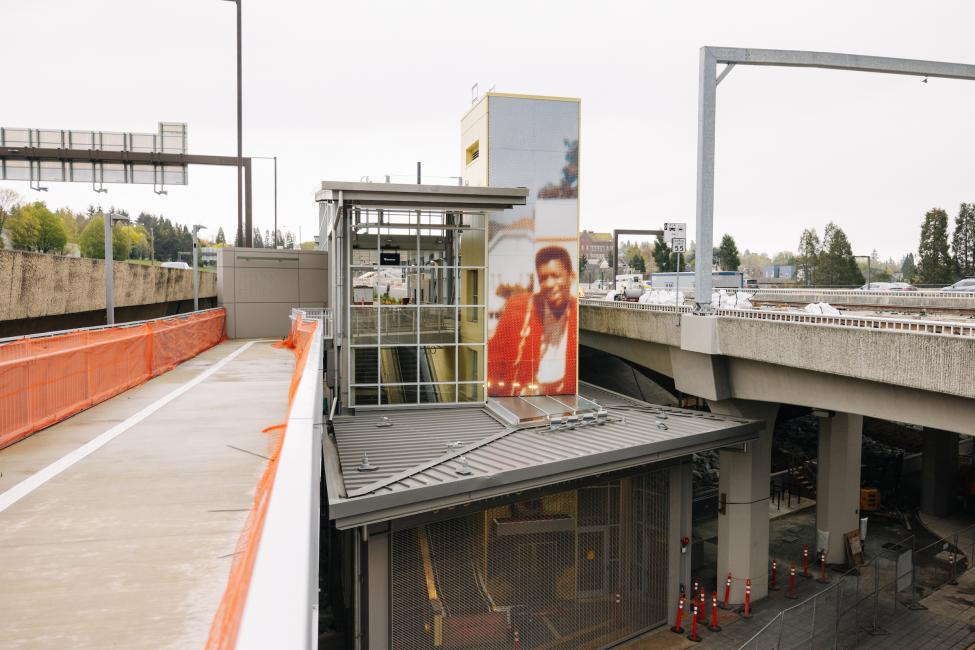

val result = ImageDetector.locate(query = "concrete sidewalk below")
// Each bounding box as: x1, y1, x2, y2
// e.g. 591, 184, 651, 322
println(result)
0, 340, 294, 649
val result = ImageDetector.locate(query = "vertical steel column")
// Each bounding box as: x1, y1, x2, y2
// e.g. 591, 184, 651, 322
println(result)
693, 48, 717, 312
104, 214, 114, 325
244, 158, 253, 246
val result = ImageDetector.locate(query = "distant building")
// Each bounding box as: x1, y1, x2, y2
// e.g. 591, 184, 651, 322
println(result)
580, 230, 613, 262
762, 264, 795, 283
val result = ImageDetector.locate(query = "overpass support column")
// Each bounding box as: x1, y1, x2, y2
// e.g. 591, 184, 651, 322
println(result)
710, 399, 779, 604
921, 429, 959, 517
815, 413, 863, 564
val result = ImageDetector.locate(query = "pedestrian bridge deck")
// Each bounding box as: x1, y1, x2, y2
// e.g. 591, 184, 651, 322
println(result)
0, 339, 293, 649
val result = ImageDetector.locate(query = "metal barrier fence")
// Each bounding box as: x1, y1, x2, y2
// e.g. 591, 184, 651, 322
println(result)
578, 298, 975, 339
291, 306, 334, 339
740, 522, 975, 650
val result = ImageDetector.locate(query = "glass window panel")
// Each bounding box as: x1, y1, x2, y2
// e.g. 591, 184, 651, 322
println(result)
420, 383, 455, 404
380, 306, 417, 344
457, 383, 484, 403
416, 267, 456, 305
351, 348, 378, 385
461, 212, 486, 230
458, 345, 484, 382
350, 306, 378, 344
381, 384, 417, 405
460, 269, 483, 306
380, 347, 417, 384
419, 346, 456, 383
352, 386, 379, 406
458, 309, 484, 343
350, 235, 379, 266
419, 307, 456, 343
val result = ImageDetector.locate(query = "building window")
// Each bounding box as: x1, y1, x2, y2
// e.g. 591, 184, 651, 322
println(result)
465, 140, 480, 165
348, 208, 487, 406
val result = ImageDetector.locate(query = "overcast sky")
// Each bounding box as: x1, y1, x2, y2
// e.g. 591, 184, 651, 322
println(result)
2, 1, 973, 260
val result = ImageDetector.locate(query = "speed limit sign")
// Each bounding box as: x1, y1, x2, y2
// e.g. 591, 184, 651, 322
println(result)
672, 237, 686, 253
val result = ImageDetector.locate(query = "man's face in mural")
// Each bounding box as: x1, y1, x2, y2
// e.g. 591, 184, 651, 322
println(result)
537, 258, 573, 314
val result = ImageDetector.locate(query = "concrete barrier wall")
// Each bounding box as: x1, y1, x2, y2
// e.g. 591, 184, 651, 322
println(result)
714, 318, 975, 400
0, 249, 216, 321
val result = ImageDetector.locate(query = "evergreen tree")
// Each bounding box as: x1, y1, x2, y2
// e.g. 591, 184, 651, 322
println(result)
579, 254, 588, 275
652, 235, 675, 272
285, 231, 296, 249
717, 234, 740, 271
917, 208, 955, 285
626, 247, 645, 273
253, 228, 264, 248
952, 203, 975, 278
797, 228, 821, 286
215, 227, 226, 245
900, 253, 916, 282
817, 222, 864, 286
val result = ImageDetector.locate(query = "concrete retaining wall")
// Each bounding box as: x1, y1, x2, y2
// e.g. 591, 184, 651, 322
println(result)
0, 249, 216, 321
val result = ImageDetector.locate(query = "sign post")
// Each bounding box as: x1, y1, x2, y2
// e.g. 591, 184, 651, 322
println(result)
666, 223, 687, 308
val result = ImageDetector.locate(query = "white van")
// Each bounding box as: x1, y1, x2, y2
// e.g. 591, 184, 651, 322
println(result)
161, 261, 191, 270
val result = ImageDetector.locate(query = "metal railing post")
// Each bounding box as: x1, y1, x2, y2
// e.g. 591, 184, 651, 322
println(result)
834, 580, 842, 649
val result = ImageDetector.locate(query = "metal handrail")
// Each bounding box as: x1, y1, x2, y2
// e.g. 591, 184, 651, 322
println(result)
291, 306, 334, 339
751, 287, 975, 299
579, 298, 975, 338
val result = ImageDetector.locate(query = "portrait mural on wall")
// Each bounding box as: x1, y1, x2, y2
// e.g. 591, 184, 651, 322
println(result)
487, 114, 579, 397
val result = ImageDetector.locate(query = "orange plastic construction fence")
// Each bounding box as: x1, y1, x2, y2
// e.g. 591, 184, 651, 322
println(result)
0, 308, 226, 450
206, 313, 319, 650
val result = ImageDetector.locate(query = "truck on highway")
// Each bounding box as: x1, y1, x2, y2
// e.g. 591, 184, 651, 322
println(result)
650, 271, 744, 292
613, 274, 645, 301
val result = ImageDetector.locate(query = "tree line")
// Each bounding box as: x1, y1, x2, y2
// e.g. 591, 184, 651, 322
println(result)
910, 204, 975, 284
0, 190, 221, 262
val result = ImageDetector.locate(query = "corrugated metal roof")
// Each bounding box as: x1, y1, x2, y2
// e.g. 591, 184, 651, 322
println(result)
332, 407, 508, 492
325, 383, 761, 528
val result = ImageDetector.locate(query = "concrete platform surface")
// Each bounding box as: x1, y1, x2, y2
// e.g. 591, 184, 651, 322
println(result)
0, 340, 294, 649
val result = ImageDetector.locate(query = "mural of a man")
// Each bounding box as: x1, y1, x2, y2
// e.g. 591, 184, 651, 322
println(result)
488, 246, 577, 396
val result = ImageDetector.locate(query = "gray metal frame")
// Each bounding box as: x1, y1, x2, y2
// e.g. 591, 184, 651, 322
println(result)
693, 47, 975, 311
613, 229, 663, 280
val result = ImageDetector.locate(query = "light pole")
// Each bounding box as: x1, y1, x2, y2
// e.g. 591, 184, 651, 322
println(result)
222, 0, 243, 247
104, 212, 130, 325
252, 155, 277, 247
192, 225, 207, 310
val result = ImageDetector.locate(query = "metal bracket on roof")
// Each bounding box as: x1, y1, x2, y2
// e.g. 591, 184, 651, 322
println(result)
357, 453, 378, 472
455, 456, 472, 476
376, 416, 393, 428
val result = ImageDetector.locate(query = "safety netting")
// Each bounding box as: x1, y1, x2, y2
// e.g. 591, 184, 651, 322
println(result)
205, 311, 319, 650
0, 308, 226, 450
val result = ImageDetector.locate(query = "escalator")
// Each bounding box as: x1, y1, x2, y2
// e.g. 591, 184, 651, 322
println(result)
425, 518, 507, 648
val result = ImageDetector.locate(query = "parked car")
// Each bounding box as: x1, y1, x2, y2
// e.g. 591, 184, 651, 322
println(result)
160, 261, 191, 270
942, 278, 975, 292
744, 278, 759, 289
858, 282, 917, 291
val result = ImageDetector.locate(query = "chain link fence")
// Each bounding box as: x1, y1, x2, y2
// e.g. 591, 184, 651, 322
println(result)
740, 521, 975, 649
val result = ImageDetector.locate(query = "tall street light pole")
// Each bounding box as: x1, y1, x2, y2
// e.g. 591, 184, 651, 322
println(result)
104, 212, 131, 325
223, 0, 243, 247
192, 225, 207, 310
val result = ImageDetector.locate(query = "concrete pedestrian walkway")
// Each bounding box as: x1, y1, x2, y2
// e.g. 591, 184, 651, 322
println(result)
0, 340, 293, 649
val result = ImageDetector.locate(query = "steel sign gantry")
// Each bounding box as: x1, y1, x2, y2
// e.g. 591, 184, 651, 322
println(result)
693, 47, 975, 312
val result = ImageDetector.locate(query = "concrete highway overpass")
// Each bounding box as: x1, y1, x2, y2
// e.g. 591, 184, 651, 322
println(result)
580, 298, 975, 603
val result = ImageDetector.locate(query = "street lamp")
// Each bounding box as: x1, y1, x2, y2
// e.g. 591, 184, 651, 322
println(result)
104, 212, 130, 325
252, 155, 277, 247
221, 0, 243, 247
192, 225, 207, 310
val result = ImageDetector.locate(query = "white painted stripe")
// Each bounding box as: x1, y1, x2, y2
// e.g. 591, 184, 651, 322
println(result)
0, 341, 258, 514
